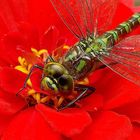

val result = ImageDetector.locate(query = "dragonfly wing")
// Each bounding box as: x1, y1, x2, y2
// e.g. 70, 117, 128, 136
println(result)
94, 0, 118, 35
97, 35, 140, 86
50, 0, 119, 39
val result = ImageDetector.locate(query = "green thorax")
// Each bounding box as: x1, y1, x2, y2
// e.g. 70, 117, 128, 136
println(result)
62, 13, 140, 80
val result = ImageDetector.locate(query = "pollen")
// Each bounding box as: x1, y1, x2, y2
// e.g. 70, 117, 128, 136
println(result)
31, 48, 48, 57
33, 93, 41, 104
76, 78, 89, 85
40, 96, 50, 103
15, 57, 30, 74
15, 56, 32, 87
63, 45, 70, 50
28, 89, 36, 95
57, 96, 64, 107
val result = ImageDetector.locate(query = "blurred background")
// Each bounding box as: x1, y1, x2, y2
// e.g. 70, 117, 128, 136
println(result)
135, 0, 140, 6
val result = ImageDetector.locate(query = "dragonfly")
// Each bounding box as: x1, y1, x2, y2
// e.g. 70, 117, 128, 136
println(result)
18, 0, 140, 110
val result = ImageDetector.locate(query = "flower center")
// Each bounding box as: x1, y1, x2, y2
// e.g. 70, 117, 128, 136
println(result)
15, 47, 89, 109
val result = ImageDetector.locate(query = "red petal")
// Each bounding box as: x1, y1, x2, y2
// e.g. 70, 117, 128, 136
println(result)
133, 6, 140, 13
113, 99, 140, 123
0, 67, 27, 94
110, 2, 136, 32
40, 26, 60, 53
0, 93, 25, 136
79, 94, 103, 112
89, 68, 140, 109
3, 32, 26, 65
0, 115, 12, 137
2, 108, 61, 140
30, 69, 42, 91
0, 41, 14, 66
121, 0, 140, 13
0, 0, 18, 32
121, 0, 133, 6
3, 22, 40, 53
128, 124, 140, 140
5, 0, 28, 22
104, 88, 140, 110
0, 90, 25, 136
17, 22, 40, 50
27, 0, 72, 38
73, 111, 132, 140
0, 91, 25, 116
40, 26, 67, 52
36, 104, 92, 137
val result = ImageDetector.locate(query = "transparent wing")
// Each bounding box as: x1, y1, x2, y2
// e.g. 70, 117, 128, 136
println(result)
94, 0, 118, 35
50, 0, 118, 39
97, 35, 140, 86
0, 0, 28, 32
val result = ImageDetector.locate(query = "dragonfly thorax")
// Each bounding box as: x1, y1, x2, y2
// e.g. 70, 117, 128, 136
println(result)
61, 40, 98, 80
61, 34, 114, 80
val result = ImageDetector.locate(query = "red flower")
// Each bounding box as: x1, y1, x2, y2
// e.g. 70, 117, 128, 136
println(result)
0, 0, 140, 140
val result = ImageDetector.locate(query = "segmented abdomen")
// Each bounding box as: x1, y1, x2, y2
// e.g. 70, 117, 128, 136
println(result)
102, 13, 140, 46
115, 13, 140, 37
91, 13, 140, 53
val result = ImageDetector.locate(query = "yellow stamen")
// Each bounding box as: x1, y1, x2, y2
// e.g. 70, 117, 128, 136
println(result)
15, 66, 29, 74
77, 78, 89, 85
28, 89, 36, 95
27, 64, 32, 71
32, 93, 41, 103
15, 56, 30, 74
18, 57, 28, 67
57, 96, 64, 107
40, 96, 50, 103
31, 48, 48, 57
38, 49, 48, 56
27, 79, 32, 87
15, 65, 32, 87
31, 48, 39, 56
36, 93, 41, 103
63, 45, 70, 50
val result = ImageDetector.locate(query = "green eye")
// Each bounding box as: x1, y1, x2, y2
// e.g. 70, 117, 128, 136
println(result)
41, 77, 59, 92
58, 74, 73, 92
44, 63, 66, 78
59, 75, 69, 86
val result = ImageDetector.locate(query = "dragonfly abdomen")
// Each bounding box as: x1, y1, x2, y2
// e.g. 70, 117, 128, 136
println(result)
90, 13, 140, 54
103, 13, 140, 45
115, 13, 140, 37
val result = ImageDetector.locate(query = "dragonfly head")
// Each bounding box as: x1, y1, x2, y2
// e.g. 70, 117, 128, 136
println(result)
41, 62, 74, 93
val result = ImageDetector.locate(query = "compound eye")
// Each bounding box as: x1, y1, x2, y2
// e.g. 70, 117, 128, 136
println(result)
44, 63, 65, 78
58, 74, 73, 92
41, 77, 58, 92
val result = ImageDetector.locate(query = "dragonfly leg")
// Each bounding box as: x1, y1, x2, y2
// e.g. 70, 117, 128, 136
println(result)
75, 84, 95, 99
16, 64, 43, 96
45, 55, 55, 63
58, 85, 95, 111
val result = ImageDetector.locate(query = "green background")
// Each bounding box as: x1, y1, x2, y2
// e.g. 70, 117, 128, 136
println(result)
135, 0, 140, 6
